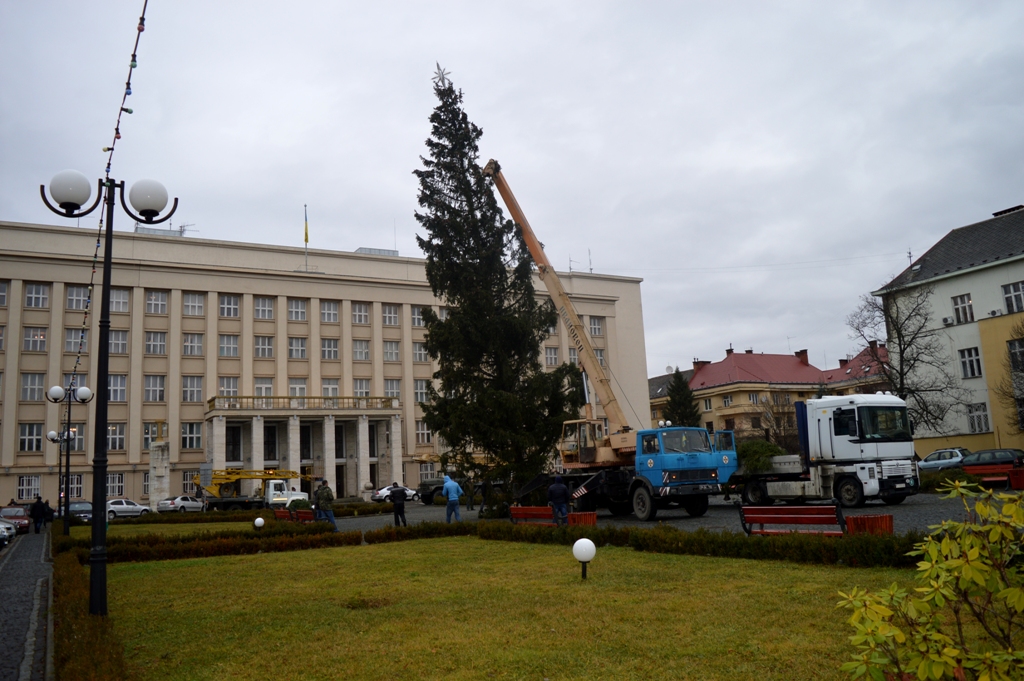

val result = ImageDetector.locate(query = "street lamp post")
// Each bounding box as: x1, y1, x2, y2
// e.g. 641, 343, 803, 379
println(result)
46, 383, 94, 536
41, 170, 177, 616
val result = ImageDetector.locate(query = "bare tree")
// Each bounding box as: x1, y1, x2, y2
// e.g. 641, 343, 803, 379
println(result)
992, 317, 1024, 434
741, 393, 800, 453
846, 284, 969, 434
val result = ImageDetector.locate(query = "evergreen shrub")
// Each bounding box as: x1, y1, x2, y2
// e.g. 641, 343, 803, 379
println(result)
364, 520, 478, 544
333, 502, 392, 517
736, 439, 786, 474
113, 509, 267, 525
918, 467, 983, 492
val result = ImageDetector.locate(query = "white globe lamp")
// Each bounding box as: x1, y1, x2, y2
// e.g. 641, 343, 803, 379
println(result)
49, 170, 92, 212
573, 538, 597, 579
128, 179, 169, 219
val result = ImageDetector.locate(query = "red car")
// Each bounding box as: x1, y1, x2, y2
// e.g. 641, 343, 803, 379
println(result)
0, 506, 31, 534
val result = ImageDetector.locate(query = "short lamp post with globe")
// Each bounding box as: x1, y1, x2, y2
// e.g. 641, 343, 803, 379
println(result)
46, 383, 94, 536
41, 170, 177, 616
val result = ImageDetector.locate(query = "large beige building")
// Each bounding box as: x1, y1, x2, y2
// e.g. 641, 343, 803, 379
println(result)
0, 220, 649, 504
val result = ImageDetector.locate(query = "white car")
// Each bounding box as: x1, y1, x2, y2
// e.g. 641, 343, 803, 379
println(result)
918, 448, 968, 471
157, 496, 205, 513
0, 518, 16, 547
106, 498, 151, 520
370, 485, 419, 503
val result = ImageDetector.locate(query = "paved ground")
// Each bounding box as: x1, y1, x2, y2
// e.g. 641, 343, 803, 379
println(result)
0, 526, 52, 681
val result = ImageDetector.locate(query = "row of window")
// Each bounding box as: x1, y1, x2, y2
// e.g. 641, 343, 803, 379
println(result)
701, 392, 794, 411
14, 470, 207, 500
949, 282, 1024, 324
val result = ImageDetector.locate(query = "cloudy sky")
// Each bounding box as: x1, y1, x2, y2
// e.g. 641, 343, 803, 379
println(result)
2, 2, 1023, 378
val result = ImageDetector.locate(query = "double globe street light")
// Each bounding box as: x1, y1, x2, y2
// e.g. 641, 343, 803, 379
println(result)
46, 384, 94, 536
41, 170, 177, 616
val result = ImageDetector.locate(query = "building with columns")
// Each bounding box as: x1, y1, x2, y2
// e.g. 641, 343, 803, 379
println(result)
0, 220, 649, 504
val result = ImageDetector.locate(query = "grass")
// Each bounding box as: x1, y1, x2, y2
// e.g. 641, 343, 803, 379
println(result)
70, 522, 250, 539
109, 536, 913, 681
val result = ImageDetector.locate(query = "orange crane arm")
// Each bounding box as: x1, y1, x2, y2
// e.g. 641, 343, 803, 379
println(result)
482, 159, 630, 434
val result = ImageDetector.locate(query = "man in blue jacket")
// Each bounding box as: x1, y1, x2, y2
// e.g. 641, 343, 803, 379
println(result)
442, 475, 464, 523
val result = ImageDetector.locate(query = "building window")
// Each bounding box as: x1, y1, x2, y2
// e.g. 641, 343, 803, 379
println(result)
415, 379, 429, 404
254, 378, 273, 405
1009, 338, 1024, 372
18, 475, 40, 500
142, 423, 159, 450
951, 294, 974, 324
65, 328, 88, 353
219, 334, 239, 357
382, 304, 399, 326
419, 463, 436, 481
548, 323, 558, 336
219, 376, 239, 396
68, 424, 86, 451
1004, 282, 1024, 314
144, 375, 166, 402
352, 302, 369, 325
182, 333, 203, 356
183, 292, 205, 316
288, 378, 307, 396
959, 347, 982, 379
748, 393, 758, 404
62, 373, 87, 390
108, 374, 127, 402
61, 474, 83, 499
411, 306, 425, 327
23, 327, 47, 352
415, 420, 432, 444
219, 294, 239, 317
384, 379, 401, 398
413, 342, 429, 362
353, 340, 370, 361
288, 337, 307, 359
725, 418, 735, 430
109, 329, 128, 354
321, 300, 338, 323
145, 290, 168, 314
110, 288, 129, 312
594, 349, 605, 367
0, 325, 4, 351
19, 424, 43, 451
545, 347, 559, 366
723, 395, 733, 407
254, 297, 274, 319
182, 376, 203, 402
288, 298, 307, 321
107, 423, 126, 451
106, 473, 125, 497
181, 423, 203, 450
145, 331, 167, 355
182, 471, 199, 495
703, 398, 712, 411
353, 379, 370, 397
589, 316, 604, 337
21, 373, 45, 401
322, 338, 339, 359
750, 416, 762, 429
66, 285, 90, 310
0, 281, 6, 306
322, 379, 339, 397
254, 336, 274, 358
569, 347, 578, 365
383, 341, 399, 362
24, 283, 49, 308
967, 404, 990, 433
438, 307, 449, 321
143, 473, 150, 497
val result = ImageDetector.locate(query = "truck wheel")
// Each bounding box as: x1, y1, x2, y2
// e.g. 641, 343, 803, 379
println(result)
742, 481, 772, 506
836, 477, 866, 508
682, 494, 709, 518
881, 495, 906, 506
632, 486, 658, 521
607, 500, 633, 516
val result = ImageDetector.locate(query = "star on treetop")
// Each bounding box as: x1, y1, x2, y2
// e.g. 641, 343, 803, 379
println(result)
432, 62, 450, 88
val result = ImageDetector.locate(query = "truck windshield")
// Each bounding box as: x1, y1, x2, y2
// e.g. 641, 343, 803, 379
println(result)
856, 406, 912, 442
661, 430, 711, 453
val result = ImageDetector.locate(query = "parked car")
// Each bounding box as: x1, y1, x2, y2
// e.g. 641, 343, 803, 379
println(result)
58, 501, 93, 523
918, 448, 970, 471
0, 506, 30, 534
370, 485, 419, 503
961, 449, 1024, 472
106, 498, 151, 520
157, 496, 204, 513
0, 518, 16, 546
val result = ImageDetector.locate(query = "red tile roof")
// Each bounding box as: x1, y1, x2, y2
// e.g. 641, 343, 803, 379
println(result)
689, 350, 825, 390
821, 345, 888, 384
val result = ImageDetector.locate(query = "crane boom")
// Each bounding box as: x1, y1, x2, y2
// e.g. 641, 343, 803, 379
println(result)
482, 159, 631, 436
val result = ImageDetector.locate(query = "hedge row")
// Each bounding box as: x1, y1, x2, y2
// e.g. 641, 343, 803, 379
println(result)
111, 501, 393, 525
52, 552, 130, 681
364, 520, 478, 544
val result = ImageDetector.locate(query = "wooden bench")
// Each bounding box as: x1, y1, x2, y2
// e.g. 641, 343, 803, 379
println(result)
293, 509, 316, 524
737, 503, 846, 537
273, 508, 293, 521
510, 506, 557, 526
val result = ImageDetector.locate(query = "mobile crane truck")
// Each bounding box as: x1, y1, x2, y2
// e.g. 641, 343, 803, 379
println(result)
483, 160, 737, 520
193, 465, 310, 511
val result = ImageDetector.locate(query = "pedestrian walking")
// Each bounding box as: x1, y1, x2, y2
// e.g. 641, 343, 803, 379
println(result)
547, 476, 570, 527
43, 499, 53, 525
442, 475, 464, 523
315, 480, 339, 532
389, 482, 408, 527
29, 496, 46, 534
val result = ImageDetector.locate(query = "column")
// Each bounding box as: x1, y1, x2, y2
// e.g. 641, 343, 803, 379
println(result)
130, 287, 146, 462
166, 289, 182, 469
210, 416, 226, 468
310, 297, 321, 398
250, 416, 264, 496
341, 300, 353, 396
390, 415, 402, 486
287, 415, 301, 492
323, 416, 336, 492
1, 281, 23, 467
357, 414, 370, 500
371, 302, 383, 395
45, 282, 65, 470
241, 293, 254, 392
276, 295, 288, 403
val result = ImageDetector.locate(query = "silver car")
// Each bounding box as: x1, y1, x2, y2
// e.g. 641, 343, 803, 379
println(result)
370, 485, 420, 503
0, 518, 16, 547
918, 448, 968, 471
157, 496, 204, 513
106, 498, 151, 520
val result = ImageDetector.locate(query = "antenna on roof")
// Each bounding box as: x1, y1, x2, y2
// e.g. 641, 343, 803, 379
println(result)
907, 248, 912, 266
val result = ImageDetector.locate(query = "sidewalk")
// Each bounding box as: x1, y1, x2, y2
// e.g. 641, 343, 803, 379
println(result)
0, 527, 53, 681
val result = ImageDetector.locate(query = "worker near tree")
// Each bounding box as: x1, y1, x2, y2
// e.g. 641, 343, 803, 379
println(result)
315, 480, 338, 532
442, 475, 464, 523
389, 482, 408, 527
547, 476, 570, 527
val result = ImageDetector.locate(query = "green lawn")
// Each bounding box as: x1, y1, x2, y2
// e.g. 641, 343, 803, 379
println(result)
70, 522, 249, 539
109, 537, 911, 681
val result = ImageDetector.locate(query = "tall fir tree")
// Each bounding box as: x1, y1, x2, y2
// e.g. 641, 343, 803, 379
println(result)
663, 369, 701, 427
413, 72, 584, 487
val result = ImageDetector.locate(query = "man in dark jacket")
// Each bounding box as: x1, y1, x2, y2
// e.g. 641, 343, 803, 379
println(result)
389, 482, 408, 527
29, 496, 47, 534
547, 476, 570, 526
